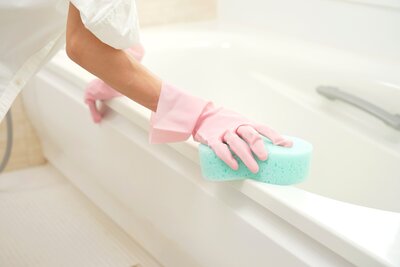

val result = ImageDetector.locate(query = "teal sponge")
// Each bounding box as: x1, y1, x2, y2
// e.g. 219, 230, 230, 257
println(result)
198, 136, 312, 185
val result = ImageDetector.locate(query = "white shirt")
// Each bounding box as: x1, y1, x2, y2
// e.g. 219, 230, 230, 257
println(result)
0, 0, 140, 122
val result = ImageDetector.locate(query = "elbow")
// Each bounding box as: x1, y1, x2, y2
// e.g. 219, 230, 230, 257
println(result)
66, 32, 83, 64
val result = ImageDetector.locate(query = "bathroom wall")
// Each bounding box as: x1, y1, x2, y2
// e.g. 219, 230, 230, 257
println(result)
218, 0, 400, 60
137, 0, 216, 26
0, 0, 217, 173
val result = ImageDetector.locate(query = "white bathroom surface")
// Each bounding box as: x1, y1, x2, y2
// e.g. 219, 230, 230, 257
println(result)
0, 164, 158, 267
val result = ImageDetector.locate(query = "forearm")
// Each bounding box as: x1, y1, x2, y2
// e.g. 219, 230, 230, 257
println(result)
66, 3, 161, 112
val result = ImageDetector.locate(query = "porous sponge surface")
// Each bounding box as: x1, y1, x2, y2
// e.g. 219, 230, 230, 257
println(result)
199, 136, 312, 185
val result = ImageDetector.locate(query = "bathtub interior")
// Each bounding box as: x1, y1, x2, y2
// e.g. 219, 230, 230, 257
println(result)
139, 30, 400, 213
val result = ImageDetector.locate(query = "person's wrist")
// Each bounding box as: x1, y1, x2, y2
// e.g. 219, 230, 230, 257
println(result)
191, 101, 215, 141
148, 81, 210, 144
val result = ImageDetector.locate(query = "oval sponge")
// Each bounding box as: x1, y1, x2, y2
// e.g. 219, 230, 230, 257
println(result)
198, 136, 312, 185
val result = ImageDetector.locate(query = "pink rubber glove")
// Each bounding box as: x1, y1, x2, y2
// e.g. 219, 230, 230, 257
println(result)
84, 44, 145, 123
149, 82, 293, 173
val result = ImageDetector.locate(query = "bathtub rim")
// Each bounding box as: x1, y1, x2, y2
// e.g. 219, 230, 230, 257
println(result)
42, 25, 400, 267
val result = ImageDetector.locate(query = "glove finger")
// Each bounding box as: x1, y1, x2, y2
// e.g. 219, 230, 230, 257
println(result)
85, 99, 102, 123
223, 131, 259, 173
236, 125, 268, 161
253, 123, 293, 147
210, 142, 239, 171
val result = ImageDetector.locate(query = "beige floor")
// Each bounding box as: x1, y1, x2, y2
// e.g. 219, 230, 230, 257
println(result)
0, 164, 160, 267
0, 95, 46, 173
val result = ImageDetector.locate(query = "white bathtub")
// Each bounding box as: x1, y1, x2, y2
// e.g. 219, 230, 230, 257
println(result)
22, 22, 400, 267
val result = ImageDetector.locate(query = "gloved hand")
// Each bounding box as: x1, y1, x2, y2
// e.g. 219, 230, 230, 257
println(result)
149, 82, 292, 173
84, 44, 145, 123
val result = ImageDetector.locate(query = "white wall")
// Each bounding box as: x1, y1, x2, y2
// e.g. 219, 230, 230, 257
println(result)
218, 0, 400, 60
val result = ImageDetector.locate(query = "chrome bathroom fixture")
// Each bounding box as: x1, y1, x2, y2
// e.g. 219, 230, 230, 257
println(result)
317, 86, 400, 130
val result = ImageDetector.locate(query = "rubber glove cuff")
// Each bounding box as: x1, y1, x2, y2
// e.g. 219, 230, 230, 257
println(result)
149, 82, 210, 144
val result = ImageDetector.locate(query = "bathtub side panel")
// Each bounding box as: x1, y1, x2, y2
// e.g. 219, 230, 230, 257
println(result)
19, 62, 354, 267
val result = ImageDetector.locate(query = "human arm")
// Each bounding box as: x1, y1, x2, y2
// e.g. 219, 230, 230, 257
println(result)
66, 3, 161, 112
65, 2, 292, 173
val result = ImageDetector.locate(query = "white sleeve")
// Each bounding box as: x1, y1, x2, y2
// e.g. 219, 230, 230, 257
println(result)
70, 0, 140, 49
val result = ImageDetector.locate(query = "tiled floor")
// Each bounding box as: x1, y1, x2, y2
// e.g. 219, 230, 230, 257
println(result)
0, 95, 46, 172
0, 164, 157, 267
